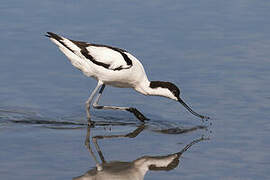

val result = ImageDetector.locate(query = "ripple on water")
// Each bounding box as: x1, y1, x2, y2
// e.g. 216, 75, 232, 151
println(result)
0, 106, 210, 135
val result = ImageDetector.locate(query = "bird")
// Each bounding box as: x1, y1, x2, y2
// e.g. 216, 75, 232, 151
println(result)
46, 32, 209, 125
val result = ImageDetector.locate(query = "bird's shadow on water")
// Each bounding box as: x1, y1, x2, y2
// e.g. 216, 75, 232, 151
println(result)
73, 124, 209, 180
0, 107, 210, 179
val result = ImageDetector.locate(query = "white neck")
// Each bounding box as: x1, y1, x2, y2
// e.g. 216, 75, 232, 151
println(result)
134, 79, 151, 95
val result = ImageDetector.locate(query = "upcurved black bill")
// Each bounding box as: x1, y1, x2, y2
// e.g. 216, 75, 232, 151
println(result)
178, 97, 209, 120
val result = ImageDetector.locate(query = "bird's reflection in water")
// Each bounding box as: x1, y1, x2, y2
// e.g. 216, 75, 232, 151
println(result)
73, 124, 208, 180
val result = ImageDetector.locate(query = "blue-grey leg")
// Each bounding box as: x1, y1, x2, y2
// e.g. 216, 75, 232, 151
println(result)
92, 85, 149, 122
85, 81, 103, 125
85, 126, 102, 170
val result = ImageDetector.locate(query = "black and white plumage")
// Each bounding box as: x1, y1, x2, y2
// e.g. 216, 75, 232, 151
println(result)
46, 32, 209, 125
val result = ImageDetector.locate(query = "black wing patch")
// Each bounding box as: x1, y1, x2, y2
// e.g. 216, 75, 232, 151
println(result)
91, 43, 132, 66
46, 32, 132, 71
71, 40, 133, 70
80, 50, 110, 69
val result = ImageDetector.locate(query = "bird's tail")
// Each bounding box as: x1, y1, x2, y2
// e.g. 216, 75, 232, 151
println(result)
46, 32, 86, 71
46, 32, 72, 50
46, 32, 83, 54
45, 32, 62, 40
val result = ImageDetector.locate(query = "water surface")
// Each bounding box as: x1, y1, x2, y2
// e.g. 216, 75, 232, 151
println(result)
1, 0, 270, 179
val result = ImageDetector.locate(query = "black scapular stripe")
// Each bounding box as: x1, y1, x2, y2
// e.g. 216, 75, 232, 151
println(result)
80, 50, 110, 69
71, 40, 133, 70
46, 32, 132, 71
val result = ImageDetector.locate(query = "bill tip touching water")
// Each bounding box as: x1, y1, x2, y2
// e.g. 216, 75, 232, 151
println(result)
46, 32, 209, 124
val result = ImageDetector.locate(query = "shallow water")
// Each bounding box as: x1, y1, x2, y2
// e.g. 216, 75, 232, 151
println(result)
1, 0, 270, 179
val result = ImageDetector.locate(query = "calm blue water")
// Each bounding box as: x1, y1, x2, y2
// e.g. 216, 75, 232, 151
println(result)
1, 0, 270, 179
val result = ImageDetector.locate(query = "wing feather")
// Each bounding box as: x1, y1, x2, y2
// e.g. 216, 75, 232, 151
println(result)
86, 46, 131, 70
46, 32, 132, 71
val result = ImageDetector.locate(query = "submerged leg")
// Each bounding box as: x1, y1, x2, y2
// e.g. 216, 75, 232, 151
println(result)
85, 126, 103, 171
92, 124, 145, 164
92, 85, 149, 122
85, 81, 103, 125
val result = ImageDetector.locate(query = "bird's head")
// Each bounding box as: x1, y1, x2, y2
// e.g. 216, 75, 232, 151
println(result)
150, 81, 180, 100
149, 81, 209, 120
